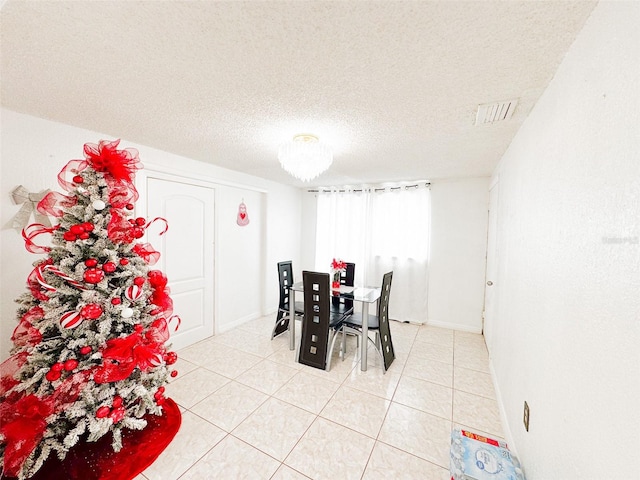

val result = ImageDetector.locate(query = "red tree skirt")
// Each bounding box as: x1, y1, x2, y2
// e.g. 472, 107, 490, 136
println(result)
8, 398, 181, 480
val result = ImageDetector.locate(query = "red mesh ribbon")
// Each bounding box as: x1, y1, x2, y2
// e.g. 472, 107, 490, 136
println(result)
57, 159, 88, 192
107, 182, 137, 209
22, 223, 60, 254
84, 140, 141, 208
145, 318, 170, 344
37, 191, 78, 218
0, 371, 90, 477
106, 209, 135, 244
132, 243, 161, 265
11, 306, 44, 348
3, 398, 181, 480
0, 352, 28, 398
94, 323, 167, 384
50, 371, 91, 407
84, 140, 141, 184
0, 394, 54, 477
53, 140, 141, 213
148, 270, 173, 317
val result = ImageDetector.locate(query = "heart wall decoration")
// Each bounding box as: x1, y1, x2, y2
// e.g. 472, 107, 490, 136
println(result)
236, 200, 249, 227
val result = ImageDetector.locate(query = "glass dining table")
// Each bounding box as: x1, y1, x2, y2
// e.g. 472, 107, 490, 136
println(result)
288, 281, 382, 371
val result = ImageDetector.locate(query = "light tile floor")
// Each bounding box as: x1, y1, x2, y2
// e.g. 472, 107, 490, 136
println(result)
138, 316, 504, 480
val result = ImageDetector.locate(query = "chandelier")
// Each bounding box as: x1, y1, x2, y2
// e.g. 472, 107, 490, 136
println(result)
278, 134, 333, 182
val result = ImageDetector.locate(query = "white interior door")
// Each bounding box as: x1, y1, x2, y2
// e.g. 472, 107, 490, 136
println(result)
483, 180, 499, 353
146, 177, 215, 350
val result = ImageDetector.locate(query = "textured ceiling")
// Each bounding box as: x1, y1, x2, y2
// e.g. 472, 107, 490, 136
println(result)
1, 1, 596, 188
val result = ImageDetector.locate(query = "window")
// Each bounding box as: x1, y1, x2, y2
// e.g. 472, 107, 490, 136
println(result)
314, 183, 430, 323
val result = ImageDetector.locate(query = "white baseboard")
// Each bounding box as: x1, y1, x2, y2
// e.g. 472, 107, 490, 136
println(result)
488, 358, 518, 456
217, 312, 262, 334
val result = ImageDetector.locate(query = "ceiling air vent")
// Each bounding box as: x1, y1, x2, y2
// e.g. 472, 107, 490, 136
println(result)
475, 99, 518, 125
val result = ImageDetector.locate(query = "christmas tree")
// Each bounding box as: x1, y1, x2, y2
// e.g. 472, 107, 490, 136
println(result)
0, 140, 180, 479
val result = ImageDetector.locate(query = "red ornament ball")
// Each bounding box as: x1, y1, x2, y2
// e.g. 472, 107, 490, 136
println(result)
133, 276, 146, 286
170, 370, 178, 378
164, 351, 178, 365
112, 395, 123, 408
111, 297, 122, 305
70, 224, 85, 235
64, 359, 79, 371
102, 262, 117, 273
79, 346, 92, 355
79, 232, 90, 240
63, 231, 77, 242
82, 222, 95, 232
84, 268, 104, 284
73, 175, 84, 184
96, 406, 111, 418
46, 370, 61, 382
125, 203, 134, 210
119, 258, 129, 266
135, 217, 146, 226
80, 303, 103, 320
109, 406, 126, 423
133, 228, 144, 239
85, 258, 98, 267
51, 362, 64, 372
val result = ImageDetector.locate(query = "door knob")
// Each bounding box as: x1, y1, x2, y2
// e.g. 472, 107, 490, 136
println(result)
486, 281, 493, 286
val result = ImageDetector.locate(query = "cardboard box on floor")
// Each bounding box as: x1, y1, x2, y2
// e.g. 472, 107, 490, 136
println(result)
450, 428, 525, 480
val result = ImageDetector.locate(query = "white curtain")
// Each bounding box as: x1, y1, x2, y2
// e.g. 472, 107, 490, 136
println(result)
314, 184, 431, 323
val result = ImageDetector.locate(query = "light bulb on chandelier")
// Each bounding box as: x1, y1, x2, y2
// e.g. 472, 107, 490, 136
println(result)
278, 134, 333, 182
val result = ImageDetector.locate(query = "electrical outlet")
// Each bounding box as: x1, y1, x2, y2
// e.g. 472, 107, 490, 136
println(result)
523, 401, 530, 432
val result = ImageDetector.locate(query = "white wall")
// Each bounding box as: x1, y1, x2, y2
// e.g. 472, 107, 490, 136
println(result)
0, 109, 302, 359
427, 177, 489, 332
299, 192, 318, 276
487, 2, 640, 478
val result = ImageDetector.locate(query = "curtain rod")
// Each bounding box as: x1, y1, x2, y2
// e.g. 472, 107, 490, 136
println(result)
307, 182, 430, 194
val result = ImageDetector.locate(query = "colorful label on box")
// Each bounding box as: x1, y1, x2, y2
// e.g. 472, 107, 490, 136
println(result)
450, 428, 525, 480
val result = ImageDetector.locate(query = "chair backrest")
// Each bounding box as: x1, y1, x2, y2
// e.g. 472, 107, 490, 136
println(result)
332, 262, 355, 310
277, 261, 295, 311
377, 271, 395, 370
339, 262, 355, 286
299, 271, 331, 370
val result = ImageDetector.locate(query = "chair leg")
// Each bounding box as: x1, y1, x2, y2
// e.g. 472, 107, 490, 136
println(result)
326, 330, 339, 371
372, 332, 387, 373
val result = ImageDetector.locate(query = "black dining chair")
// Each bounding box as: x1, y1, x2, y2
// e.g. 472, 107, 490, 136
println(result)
298, 270, 350, 370
338, 271, 395, 372
272, 261, 304, 340
330, 262, 355, 316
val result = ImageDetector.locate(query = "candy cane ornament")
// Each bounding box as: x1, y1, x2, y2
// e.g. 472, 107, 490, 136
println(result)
60, 311, 83, 329
43, 265, 86, 290
125, 284, 144, 301
168, 315, 181, 332
34, 264, 57, 292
